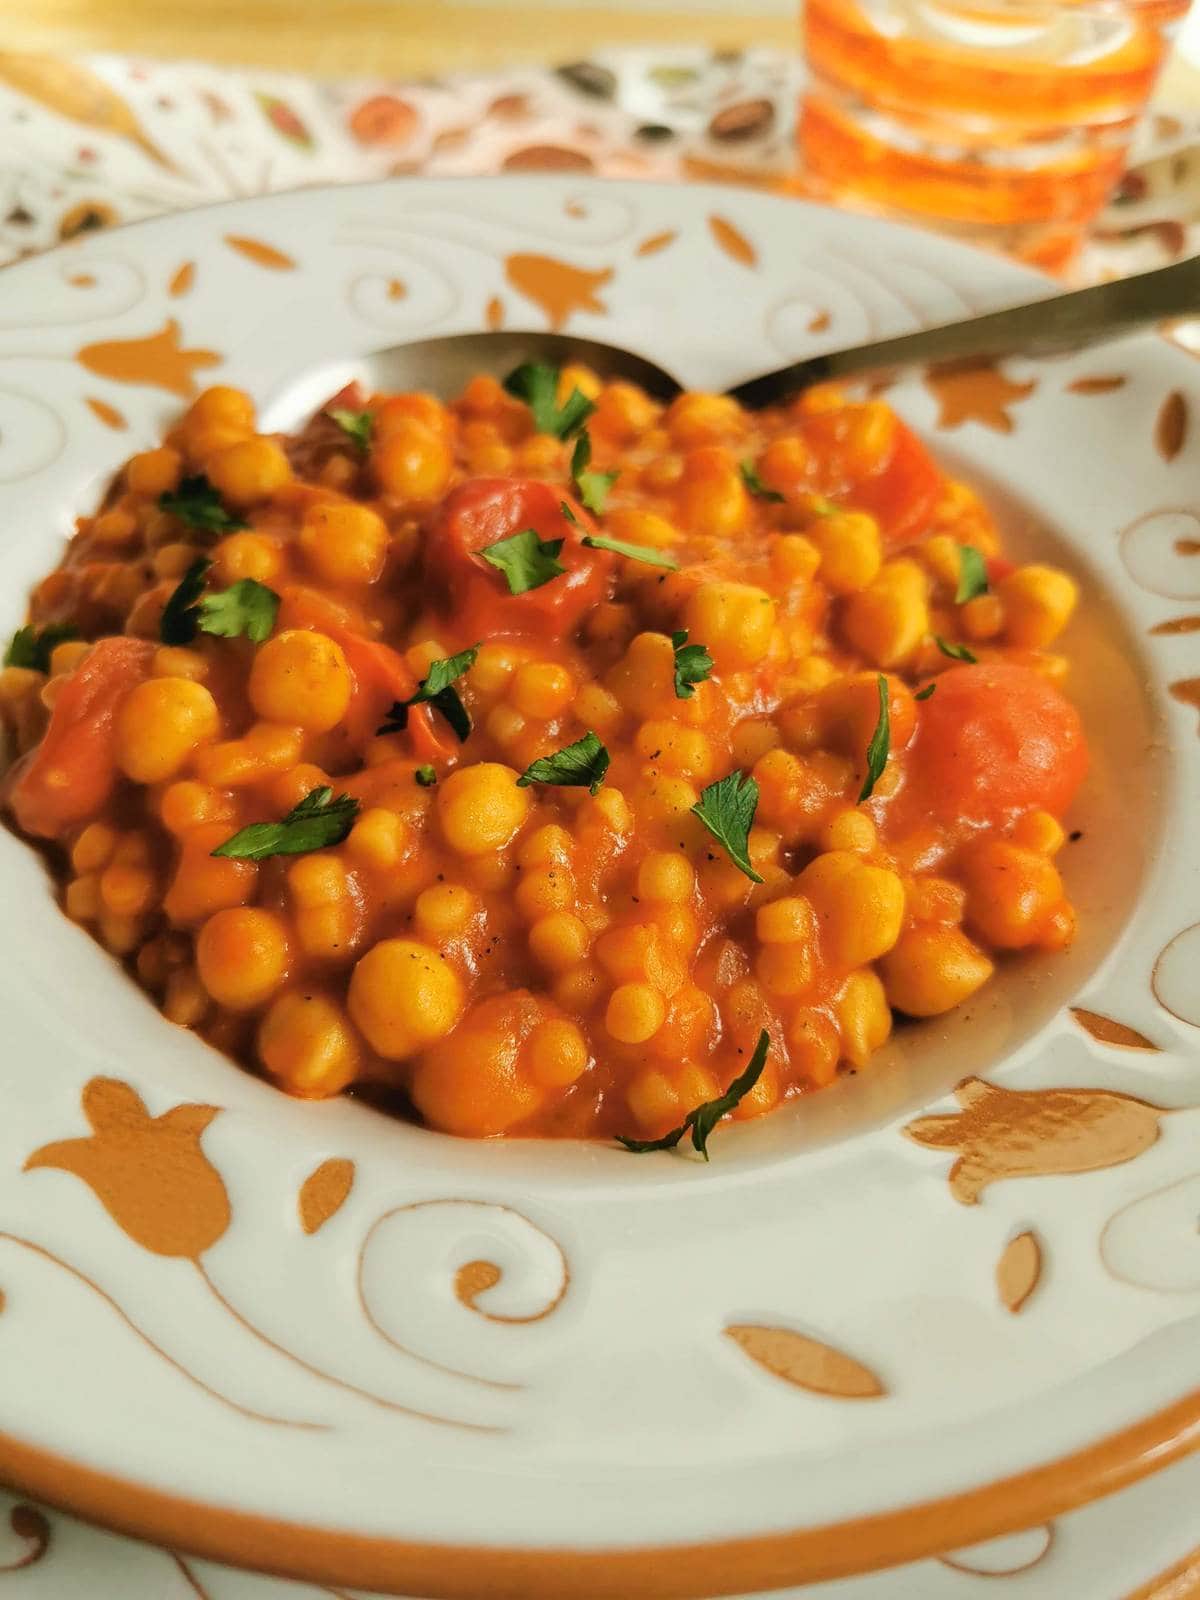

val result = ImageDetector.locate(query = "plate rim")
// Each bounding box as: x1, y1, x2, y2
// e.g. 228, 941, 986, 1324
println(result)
2, 1394, 1198, 1595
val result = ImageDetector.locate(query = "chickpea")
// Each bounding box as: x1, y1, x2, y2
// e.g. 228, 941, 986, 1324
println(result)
116, 677, 220, 783
206, 437, 292, 507
835, 969, 892, 1068
756, 895, 816, 945
960, 839, 1068, 949
248, 629, 352, 732
373, 418, 453, 501
787, 1008, 840, 1088
197, 907, 290, 1011
346, 807, 408, 871
300, 500, 390, 587
159, 780, 229, 835
163, 822, 257, 926
437, 762, 530, 855
348, 938, 464, 1059
187, 386, 256, 432
606, 982, 666, 1044
810, 511, 882, 596
212, 532, 282, 586
676, 446, 749, 537
799, 850, 905, 969
414, 883, 478, 941
605, 508, 681, 550
526, 1018, 589, 1087
770, 534, 821, 587
258, 990, 360, 1097
1000, 565, 1079, 649
126, 446, 183, 499
684, 581, 776, 670
841, 558, 929, 668
637, 851, 695, 904
529, 911, 590, 973
410, 994, 545, 1136
665, 392, 743, 446
880, 924, 994, 1017
510, 661, 574, 721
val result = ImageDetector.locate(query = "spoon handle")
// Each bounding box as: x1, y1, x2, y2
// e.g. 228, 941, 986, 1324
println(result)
726, 255, 1200, 410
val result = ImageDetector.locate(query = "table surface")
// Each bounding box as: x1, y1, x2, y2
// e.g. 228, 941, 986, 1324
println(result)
4, 0, 797, 76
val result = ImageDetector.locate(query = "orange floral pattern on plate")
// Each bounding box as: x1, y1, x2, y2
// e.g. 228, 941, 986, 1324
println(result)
25, 1078, 229, 1259
76, 318, 221, 398
902, 1077, 1170, 1204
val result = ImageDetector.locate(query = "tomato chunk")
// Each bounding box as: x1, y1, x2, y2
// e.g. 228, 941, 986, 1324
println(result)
912, 662, 1087, 823
847, 421, 942, 545
5, 637, 155, 839
423, 478, 613, 639
277, 588, 454, 761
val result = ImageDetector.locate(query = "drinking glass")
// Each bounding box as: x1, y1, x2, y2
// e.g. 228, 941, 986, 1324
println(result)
799, 0, 1193, 269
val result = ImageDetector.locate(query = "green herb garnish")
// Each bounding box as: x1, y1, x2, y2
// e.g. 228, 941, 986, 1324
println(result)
160, 561, 279, 647
479, 527, 567, 595
516, 731, 609, 796
4, 623, 78, 674
581, 534, 679, 570
570, 431, 619, 514
211, 786, 359, 861
197, 578, 279, 644
858, 673, 890, 803
739, 461, 784, 503
503, 362, 594, 440
955, 545, 989, 604
671, 629, 714, 700
691, 770, 763, 883
159, 557, 213, 645
377, 643, 479, 744
616, 1029, 770, 1159
328, 407, 374, 454
415, 765, 437, 787
158, 474, 248, 535
934, 634, 976, 664
914, 683, 936, 701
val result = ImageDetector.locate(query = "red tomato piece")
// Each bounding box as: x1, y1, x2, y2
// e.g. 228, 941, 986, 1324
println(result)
986, 554, 1016, 586
5, 637, 155, 839
912, 662, 1088, 823
423, 478, 613, 639
274, 587, 454, 761
847, 421, 942, 545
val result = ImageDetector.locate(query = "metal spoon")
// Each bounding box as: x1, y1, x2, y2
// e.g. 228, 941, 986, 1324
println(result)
270, 254, 1200, 423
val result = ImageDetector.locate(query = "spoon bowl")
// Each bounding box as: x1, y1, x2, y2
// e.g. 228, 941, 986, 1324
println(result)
261, 253, 1200, 431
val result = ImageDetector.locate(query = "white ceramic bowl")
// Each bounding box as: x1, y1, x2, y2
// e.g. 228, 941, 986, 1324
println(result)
0, 178, 1196, 1597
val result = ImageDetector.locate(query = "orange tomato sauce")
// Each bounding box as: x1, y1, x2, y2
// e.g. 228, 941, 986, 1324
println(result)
0, 370, 1088, 1144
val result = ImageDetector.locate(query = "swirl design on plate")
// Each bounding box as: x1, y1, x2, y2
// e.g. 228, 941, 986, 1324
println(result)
1118, 508, 1200, 599
0, 255, 146, 333
1101, 1171, 1200, 1294
1153, 923, 1200, 1026
342, 243, 462, 335
0, 1502, 51, 1572
939, 1522, 1055, 1577
339, 190, 639, 249
358, 1199, 569, 1389
0, 387, 68, 483
20, 1079, 509, 1432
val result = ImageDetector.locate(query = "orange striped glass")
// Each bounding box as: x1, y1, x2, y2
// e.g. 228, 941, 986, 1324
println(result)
800, 0, 1192, 270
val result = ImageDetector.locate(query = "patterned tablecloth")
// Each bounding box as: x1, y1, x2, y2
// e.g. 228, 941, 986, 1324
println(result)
1, 40, 1199, 1600
3, 44, 1200, 297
